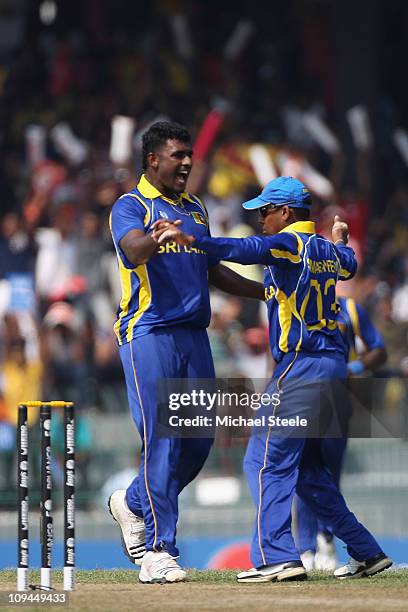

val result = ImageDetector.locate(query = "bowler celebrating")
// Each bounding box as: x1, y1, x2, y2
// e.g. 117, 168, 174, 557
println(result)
109, 122, 262, 583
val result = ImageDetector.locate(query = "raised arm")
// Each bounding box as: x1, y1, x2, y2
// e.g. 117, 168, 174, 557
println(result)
331, 214, 357, 280
334, 243, 357, 280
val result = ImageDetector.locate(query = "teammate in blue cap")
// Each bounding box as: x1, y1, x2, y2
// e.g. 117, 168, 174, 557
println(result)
154, 176, 392, 582
242, 175, 312, 210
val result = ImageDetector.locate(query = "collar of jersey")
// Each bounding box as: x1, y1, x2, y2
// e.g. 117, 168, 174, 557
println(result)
137, 174, 188, 205
279, 221, 315, 234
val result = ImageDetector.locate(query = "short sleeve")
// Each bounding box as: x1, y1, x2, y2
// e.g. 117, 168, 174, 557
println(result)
110, 196, 148, 269
110, 196, 147, 244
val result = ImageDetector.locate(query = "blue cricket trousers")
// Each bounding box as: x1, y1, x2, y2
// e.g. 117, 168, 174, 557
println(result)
244, 351, 383, 568
119, 326, 215, 557
296, 437, 348, 553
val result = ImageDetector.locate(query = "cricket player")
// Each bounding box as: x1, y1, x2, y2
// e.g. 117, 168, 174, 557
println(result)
154, 176, 392, 582
108, 121, 263, 583
297, 296, 387, 570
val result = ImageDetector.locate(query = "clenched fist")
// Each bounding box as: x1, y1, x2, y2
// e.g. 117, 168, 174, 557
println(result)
332, 215, 350, 245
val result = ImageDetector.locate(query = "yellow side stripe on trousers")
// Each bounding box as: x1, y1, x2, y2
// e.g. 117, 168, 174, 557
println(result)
256, 350, 299, 563
277, 352, 299, 393
257, 426, 272, 566
130, 341, 159, 551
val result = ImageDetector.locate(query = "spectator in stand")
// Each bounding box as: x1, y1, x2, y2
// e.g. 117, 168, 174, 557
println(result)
392, 257, 408, 323
0, 213, 37, 316
73, 209, 115, 332
236, 327, 270, 379
42, 301, 87, 406
373, 293, 408, 376
207, 293, 243, 378
35, 205, 77, 302
0, 317, 43, 494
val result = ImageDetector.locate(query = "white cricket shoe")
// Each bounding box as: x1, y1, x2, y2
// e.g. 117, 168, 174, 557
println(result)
300, 550, 315, 571
314, 532, 337, 571
108, 490, 146, 565
334, 553, 392, 579
139, 551, 186, 584
237, 561, 307, 583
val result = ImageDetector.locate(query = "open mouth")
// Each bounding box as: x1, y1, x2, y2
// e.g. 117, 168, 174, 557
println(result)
176, 170, 189, 185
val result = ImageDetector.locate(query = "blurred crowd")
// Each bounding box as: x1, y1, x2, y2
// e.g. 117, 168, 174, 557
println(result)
1, 0, 408, 497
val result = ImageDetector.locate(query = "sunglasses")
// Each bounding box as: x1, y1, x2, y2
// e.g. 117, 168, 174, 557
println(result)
258, 204, 281, 218
258, 200, 298, 218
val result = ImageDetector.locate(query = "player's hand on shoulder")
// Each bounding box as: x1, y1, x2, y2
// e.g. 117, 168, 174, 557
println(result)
332, 214, 350, 245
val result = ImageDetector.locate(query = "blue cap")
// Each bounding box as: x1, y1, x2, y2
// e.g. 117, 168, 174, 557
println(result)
242, 176, 311, 210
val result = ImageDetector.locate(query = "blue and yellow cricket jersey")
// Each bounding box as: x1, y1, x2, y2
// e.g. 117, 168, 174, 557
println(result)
337, 296, 385, 361
110, 175, 218, 345
194, 221, 357, 363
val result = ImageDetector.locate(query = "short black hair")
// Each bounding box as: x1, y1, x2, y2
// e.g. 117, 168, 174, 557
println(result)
142, 121, 191, 170
292, 206, 310, 221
